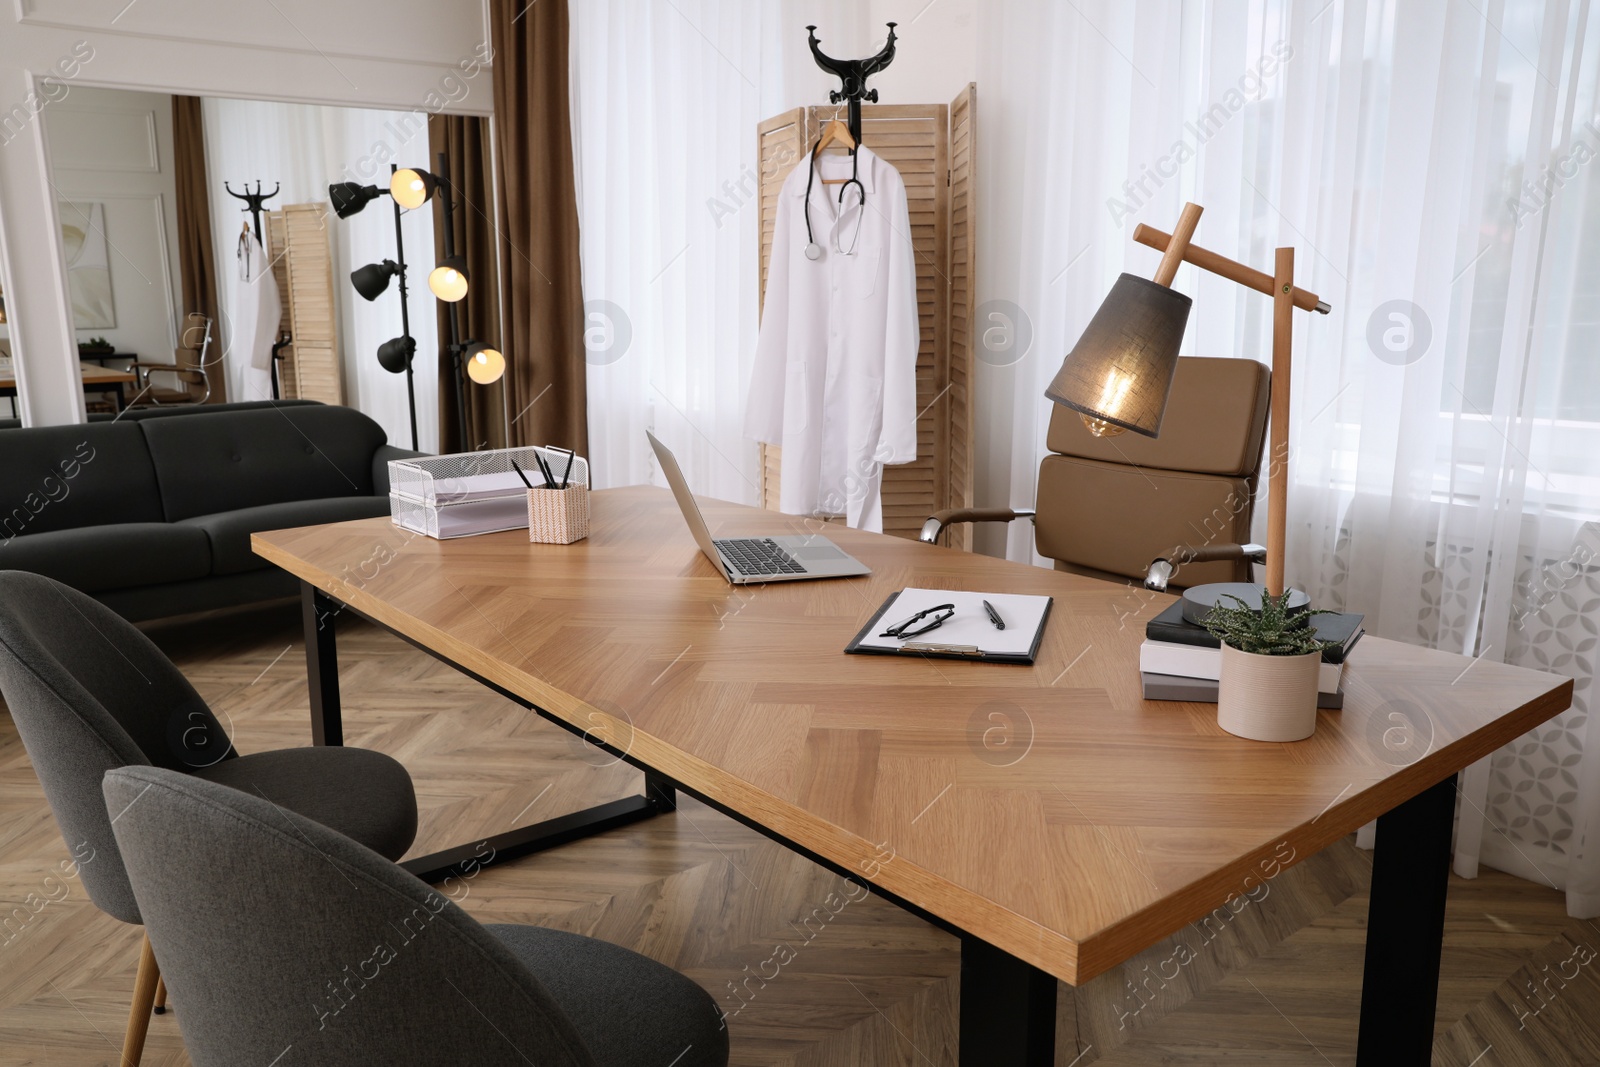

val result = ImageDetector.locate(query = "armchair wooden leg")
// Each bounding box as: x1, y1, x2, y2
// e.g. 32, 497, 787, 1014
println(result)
121, 935, 159, 1067
153, 976, 167, 1015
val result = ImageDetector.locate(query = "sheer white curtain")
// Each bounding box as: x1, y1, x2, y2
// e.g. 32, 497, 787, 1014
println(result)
567, 0, 870, 495
202, 98, 440, 452
976, 0, 1600, 915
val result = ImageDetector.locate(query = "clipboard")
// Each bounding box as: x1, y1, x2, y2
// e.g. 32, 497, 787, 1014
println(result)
845, 588, 1053, 665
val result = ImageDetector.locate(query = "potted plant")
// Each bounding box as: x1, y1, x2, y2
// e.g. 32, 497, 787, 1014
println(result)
78, 336, 113, 354
1202, 589, 1336, 742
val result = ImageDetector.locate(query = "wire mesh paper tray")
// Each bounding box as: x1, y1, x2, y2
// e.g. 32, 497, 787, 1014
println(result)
389, 447, 589, 539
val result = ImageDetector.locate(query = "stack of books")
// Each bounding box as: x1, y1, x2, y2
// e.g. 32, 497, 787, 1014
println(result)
1139, 600, 1365, 707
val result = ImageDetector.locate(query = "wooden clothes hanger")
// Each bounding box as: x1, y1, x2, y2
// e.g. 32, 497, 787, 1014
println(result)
815, 109, 856, 185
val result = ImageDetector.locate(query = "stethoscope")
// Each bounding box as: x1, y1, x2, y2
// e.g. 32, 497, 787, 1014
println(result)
803, 139, 866, 261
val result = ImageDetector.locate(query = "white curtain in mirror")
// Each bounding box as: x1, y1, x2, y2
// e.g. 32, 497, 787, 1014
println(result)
567, 0, 872, 495
975, 0, 1600, 914
201, 98, 440, 453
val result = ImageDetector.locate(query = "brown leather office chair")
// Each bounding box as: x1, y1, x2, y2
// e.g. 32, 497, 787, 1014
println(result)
920, 356, 1271, 591
130, 313, 213, 405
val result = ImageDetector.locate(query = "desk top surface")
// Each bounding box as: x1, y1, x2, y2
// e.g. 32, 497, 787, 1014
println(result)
253, 486, 1572, 984
76, 361, 137, 383
0, 360, 136, 387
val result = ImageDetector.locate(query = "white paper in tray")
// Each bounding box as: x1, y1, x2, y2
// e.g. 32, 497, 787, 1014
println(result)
432, 495, 530, 537
429, 471, 538, 504
856, 588, 1051, 657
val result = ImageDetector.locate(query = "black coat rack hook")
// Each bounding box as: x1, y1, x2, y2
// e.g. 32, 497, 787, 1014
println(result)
224, 180, 281, 243
806, 22, 898, 143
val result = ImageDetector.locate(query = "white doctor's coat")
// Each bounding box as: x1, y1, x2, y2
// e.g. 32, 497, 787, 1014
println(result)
232, 230, 281, 374
743, 145, 919, 532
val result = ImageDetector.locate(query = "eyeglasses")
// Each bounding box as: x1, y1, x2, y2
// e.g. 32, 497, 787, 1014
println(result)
880, 604, 956, 640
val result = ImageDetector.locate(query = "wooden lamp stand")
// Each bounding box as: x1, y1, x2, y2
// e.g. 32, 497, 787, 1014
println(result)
1132, 202, 1332, 598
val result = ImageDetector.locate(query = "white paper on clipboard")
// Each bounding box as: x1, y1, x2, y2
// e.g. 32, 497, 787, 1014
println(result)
858, 588, 1051, 657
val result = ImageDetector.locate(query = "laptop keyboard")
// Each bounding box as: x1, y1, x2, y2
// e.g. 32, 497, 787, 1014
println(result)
717, 538, 806, 576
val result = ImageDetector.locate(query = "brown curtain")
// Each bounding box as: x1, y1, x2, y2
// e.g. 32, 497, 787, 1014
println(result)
430, 114, 504, 452
491, 0, 587, 456
171, 96, 225, 402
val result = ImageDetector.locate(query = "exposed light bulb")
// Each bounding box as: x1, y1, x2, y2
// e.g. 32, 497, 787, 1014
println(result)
1080, 368, 1135, 437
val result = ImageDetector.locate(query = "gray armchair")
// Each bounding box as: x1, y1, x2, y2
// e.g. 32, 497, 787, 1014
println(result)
0, 570, 418, 1066
104, 765, 731, 1067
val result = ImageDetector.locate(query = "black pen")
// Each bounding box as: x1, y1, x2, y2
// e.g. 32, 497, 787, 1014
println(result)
558, 449, 575, 490
533, 452, 557, 489
983, 599, 1005, 630
508, 459, 535, 489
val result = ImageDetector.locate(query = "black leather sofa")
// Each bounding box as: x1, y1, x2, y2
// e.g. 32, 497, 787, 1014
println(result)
0, 402, 419, 621
0, 398, 320, 430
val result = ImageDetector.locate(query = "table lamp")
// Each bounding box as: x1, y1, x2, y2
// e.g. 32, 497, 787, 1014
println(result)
1045, 202, 1331, 609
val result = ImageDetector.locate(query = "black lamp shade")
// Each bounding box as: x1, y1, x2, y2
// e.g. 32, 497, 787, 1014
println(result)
428, 255, 469, 302
328, 182, 382, 219
391, 168, 438, 210
351, 260, 399, 301
376, 335, 415, 374
1045, 273, 1191, 438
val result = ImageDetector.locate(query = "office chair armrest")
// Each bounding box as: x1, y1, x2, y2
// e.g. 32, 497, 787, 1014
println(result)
124, 361, 210, 405
1144, 542, 1266, 591
124, 360, 173, 381
919, 508, 1035, 545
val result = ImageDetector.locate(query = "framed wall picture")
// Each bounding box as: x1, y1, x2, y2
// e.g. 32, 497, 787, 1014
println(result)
58, 201, 116, 329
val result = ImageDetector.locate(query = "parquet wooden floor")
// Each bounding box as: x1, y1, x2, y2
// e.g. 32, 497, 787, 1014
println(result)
0, 600, 1594, 1065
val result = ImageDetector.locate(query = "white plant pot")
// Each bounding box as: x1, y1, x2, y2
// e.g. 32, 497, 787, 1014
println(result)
1217, 643, 1320, 742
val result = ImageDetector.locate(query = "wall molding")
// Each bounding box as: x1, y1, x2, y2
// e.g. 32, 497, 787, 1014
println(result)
45, 102, 159, 173
51, 191, 181, 358
15, 11, 493, 77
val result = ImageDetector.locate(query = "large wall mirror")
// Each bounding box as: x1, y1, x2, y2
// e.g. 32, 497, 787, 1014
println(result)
10, 84, 498, 453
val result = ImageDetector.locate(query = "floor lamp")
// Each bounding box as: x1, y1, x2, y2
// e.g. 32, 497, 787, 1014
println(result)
1046, 201, 1332, 604
332, 166, 420, 451
331, 158, 504, 454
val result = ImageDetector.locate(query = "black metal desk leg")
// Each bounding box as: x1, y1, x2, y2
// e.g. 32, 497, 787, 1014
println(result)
1356, 772, 1457, 1065
960, 935, 1056, 1065
301, 583, 343, 747
645, 771, 678, 812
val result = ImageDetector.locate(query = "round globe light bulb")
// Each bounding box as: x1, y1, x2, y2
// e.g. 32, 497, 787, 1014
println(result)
429, 265, 468, 302
466, 347, 505, 385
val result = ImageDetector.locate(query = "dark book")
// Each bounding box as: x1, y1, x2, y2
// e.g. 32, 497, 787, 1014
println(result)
1145, 600, 1365, 664
1141, 672, 1346, 709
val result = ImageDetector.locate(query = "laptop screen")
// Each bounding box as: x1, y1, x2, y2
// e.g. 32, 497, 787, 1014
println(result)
646, 431, 728, 574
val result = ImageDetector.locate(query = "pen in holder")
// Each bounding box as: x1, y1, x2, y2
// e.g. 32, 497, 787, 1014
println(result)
511, 449, 589, 544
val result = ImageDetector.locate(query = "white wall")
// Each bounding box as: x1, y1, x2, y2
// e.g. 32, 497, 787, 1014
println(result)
866, 0, 977, 107
0, 0, 491, 427
773, 1, 978, 111
42, 86, 183, 375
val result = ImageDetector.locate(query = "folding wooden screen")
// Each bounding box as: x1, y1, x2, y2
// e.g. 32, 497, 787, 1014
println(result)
266, 204, 343, 405
757, 84, 977, 546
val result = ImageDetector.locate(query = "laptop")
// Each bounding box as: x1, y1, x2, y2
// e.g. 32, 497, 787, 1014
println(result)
647, 431, 871, 584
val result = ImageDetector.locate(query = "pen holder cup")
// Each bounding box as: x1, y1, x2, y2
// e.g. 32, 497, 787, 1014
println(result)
527, 485, 590, 544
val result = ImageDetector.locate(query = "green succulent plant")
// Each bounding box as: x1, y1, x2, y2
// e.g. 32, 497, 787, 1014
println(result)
1201, 589, 1339, 657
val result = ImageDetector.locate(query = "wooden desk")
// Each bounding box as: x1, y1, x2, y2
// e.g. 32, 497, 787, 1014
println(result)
0, 359, 138, 412
253, 487, 1572, 1065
